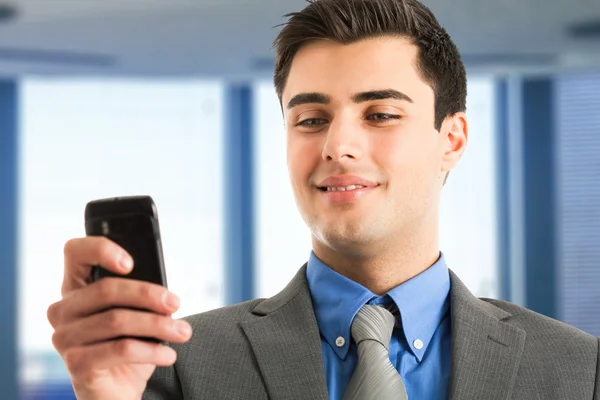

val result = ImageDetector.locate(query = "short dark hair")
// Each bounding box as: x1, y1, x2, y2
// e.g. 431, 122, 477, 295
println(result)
273, 0, 467, 131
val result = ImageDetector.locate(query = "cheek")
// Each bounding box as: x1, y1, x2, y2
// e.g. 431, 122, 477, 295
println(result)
373, 128, 439, 182
371, 131, 413, 173
287, 134, 322, 188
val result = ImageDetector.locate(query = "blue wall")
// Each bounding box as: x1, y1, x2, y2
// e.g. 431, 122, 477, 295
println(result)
522, 78, 557, 319
0, 80, 18, 398
223, 84, 256, 305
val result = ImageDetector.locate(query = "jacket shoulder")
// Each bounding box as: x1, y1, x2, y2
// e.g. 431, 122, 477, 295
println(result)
482, 298, 596, 339
183, 298, 264, 327
481, 297, 598, 362
176, 298, 265, 351
146, 299, 269, 399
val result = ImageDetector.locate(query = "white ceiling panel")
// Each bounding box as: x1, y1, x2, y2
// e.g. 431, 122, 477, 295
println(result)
0, 0, 597, 77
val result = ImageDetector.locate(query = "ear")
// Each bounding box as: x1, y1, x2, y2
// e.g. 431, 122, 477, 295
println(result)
439, 112, 468, 178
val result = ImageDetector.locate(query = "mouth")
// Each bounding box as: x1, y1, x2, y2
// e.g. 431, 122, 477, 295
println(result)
314, 176, 380, 204
317, 184, 368, 192
316, 175, 379, 189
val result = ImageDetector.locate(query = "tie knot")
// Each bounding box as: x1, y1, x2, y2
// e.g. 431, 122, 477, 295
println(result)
351, 304, 396, 350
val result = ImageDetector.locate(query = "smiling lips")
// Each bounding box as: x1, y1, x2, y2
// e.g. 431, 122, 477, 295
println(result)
317, 175, 379, 203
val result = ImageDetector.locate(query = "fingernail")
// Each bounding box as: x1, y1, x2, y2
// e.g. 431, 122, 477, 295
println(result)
119, 252, 134, 272
163, 291, 180, 310
176, 320, 191, 337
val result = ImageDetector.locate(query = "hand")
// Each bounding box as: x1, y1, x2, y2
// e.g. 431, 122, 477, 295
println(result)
47, 237, 192, 400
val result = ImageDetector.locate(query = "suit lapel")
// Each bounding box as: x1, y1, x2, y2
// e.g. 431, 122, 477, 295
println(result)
448, 271, 526, 400
241, 265, 328, 400
241, 265, 527, 400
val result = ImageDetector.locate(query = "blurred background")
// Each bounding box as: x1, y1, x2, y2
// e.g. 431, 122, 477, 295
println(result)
0, 0, 598, 398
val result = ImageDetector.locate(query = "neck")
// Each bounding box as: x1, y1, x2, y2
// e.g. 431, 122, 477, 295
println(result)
312, 220, 440, 295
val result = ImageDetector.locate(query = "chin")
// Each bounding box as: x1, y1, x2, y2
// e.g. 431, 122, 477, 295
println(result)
315, 220, 383, 248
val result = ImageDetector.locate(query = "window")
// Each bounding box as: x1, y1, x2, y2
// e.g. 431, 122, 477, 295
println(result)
253, 82, 312, 298
439, 76, 499, 298
555, 73, 600, 336
18, 78, 225, 387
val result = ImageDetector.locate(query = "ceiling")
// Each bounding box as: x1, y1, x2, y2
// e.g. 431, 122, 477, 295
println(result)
0, 0, 599, 78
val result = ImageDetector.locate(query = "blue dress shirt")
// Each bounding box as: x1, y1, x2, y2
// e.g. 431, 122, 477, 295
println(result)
306, 251, 452, 400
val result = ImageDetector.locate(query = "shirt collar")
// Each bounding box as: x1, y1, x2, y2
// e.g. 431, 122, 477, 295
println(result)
306, 251, 450, 362
385, 253, 450, 362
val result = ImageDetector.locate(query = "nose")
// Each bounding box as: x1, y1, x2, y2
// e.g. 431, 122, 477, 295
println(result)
321, 115, 365, 162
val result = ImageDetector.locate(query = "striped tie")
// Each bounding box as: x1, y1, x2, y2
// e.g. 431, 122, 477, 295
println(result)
341, 304, 409, 400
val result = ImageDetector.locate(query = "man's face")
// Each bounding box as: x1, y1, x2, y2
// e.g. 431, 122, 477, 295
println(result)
282, 36, 464, 253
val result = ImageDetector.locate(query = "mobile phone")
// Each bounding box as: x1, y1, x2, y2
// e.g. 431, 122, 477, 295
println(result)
84, 195, 168, 288
85, 195, 168, 343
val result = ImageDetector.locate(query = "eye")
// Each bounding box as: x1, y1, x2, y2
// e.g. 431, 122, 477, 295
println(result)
366, 113, 401, 121
296, 118, 328, 127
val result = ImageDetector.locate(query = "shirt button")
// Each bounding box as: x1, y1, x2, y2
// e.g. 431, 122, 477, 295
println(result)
413, 339, 424, 350
336, 336, 346, 347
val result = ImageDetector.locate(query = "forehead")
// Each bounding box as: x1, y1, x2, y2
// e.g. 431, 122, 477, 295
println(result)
282, 36, 434, 106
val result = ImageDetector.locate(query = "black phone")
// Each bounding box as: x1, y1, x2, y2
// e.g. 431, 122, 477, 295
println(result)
84, 195, 168, 288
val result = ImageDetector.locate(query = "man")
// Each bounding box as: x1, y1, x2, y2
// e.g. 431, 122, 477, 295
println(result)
47, 0, 600, 399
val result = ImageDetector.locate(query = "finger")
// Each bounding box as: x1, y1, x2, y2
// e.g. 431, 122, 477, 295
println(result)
62, 237, 133, 295
64, 339, 177, 376
52, 309, 192, 351
49, 278, 179, 327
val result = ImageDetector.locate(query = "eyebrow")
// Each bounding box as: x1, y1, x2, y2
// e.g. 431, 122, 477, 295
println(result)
352, 89, 414, 104
286, 89, 414, 109
286, 92, 330, 109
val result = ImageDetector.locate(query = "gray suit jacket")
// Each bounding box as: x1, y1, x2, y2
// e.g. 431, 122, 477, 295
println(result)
145, 266, 600, 399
